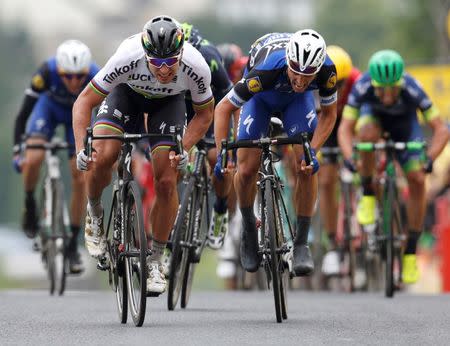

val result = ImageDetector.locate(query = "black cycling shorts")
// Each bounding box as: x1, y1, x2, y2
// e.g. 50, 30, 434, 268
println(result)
93, 84, 186, 149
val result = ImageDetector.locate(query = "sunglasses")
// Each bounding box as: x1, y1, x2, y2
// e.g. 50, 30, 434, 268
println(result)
146, 54, 181, 68
60, 73, 87, 80
287, 59, 318, 75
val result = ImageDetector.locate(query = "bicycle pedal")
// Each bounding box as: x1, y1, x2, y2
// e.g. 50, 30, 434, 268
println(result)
96, 257, 110, 271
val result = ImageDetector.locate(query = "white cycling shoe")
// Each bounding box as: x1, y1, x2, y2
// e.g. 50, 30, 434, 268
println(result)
146, 261, 166, 295
84, 209, 106, 259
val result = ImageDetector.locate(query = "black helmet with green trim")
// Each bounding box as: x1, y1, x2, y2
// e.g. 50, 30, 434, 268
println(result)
368, 49, 404, 86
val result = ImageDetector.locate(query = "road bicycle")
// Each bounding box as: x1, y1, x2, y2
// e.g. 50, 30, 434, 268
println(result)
167, 138, 215, 310
85, 127, 181, 326
354, 139, 425, 297
221, 132, 313, 323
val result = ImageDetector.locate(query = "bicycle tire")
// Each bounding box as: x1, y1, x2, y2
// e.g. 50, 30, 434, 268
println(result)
384, 181, 396, 298
167, 176, 195, 311
274, 189, 288, 320
110, 192, 128, 324
48, 179, 67, 296
265, 180, 283, 323
124, 181, 147, 327
181, 183, 208, 309
341, 182, 357, 292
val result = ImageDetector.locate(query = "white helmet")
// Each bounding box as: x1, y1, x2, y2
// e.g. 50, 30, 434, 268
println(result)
286, 29, 326, 75
56, 40, 92, 73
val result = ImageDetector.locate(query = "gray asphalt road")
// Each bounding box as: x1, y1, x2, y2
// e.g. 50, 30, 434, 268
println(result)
1, 289, 449, 345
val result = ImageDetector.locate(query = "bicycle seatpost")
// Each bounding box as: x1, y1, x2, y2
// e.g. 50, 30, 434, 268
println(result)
300, 132, 312, 166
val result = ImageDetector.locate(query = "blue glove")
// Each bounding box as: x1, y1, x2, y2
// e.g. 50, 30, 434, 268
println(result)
213, 154, 224, 180
423, 156, 433, 174
12, 154, 23, 173
343, 158, 357, 173
302, 148, 320, 175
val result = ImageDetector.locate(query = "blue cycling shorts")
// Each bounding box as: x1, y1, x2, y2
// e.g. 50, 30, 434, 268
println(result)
237, 90, 317, 140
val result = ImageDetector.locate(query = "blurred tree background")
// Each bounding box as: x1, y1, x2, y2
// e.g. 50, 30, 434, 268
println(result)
0, 0, 448, 224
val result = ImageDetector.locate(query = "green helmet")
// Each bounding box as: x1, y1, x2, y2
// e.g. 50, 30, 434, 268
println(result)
368, 49, 404, 86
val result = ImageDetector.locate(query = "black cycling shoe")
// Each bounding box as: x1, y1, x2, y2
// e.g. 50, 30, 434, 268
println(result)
22, 196, 38, 239
292, 244, 314, 276
240, 229, 261, 273
67, 249, 85, 274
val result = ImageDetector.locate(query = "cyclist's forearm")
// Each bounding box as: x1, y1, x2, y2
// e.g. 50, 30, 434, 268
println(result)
14, 94, 38, 145
183, 104, 214, 151
337, 118, 355, 160
427, 120, 450, 160
310, 103, 336, 150
214, 98, 238, 149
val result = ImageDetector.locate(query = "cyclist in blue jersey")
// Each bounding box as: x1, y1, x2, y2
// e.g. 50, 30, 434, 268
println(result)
181, 22, 234, 250
214, 30, 338, 276
13, 40, 100, 274
338, 49, 450, 284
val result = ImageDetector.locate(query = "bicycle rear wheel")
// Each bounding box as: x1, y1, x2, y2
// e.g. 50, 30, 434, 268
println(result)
124, 181, 147, 327
168, 177, 195, 310
274, 188, 288, 320
47, 179, 67, 296
265, 180, 283, 323
341, 182, 357, 292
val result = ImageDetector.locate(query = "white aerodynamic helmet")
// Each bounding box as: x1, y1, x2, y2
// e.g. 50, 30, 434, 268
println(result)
286, 29, 326, 75
56, 40, 92, 73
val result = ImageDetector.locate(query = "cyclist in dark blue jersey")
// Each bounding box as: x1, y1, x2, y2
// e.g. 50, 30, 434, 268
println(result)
13, 40, 99, 273
214, 30, 338, 276
338, 49, 450, 284
181, 22, 234, 250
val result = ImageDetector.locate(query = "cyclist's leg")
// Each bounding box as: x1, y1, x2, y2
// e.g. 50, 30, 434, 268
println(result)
146, 94, 186, 292
319, 125, 340, 275
84, 85, 135, 257
397, 118, 426, 283
283, 90, 317, 276
355, 105, 382, 225
234, 93, 270, 272
22, 95, 55, 238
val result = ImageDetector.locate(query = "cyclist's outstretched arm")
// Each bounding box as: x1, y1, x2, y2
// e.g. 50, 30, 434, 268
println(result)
426, 116, 450, 160
184, 100, 215, 151
311, 101, 337, 150
73, 84, 105, 153
214, 97, 238, 149
337, 117, 357, 161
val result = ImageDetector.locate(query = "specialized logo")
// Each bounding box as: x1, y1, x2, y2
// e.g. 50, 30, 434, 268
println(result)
305, 109, 316, 128
326, 72, 337, 89
243, 114, 254, 135
182, 64, 207, 94
103, 59, 140, 84
125, 152, 132, 173
98, 101, 108, 115
31, 74, 45, 90
246, 77, 262, 93
159, 122, 167, 134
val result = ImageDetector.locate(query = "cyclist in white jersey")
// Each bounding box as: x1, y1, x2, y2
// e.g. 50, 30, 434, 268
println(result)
73, 15, 214, 294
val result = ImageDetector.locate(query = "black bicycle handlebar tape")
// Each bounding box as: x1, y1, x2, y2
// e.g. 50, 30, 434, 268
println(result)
85, 127, 93, 160
220, 139, 228, 172
300, 132, 312, 166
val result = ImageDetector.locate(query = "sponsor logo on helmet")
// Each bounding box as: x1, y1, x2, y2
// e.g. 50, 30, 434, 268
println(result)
32, 74, 45, 90
246, 77, 262, 93
182, 64, 207, 94
326, 72, 337, 89
103, 59, 140, 84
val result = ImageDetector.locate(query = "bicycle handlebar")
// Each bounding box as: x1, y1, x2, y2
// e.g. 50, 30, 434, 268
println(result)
83, 126, 183, 161
220, 132, 313, 171
353, 141, 426, 152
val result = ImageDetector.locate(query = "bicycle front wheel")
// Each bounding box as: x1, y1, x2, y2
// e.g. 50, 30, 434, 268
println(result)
384, 181, 397, 298
124, 181, 147, 327
265, 180, 283, 323
47, 179, 67, 296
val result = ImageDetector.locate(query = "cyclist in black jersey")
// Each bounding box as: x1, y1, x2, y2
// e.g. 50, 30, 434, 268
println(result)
181, 22, 234, 250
